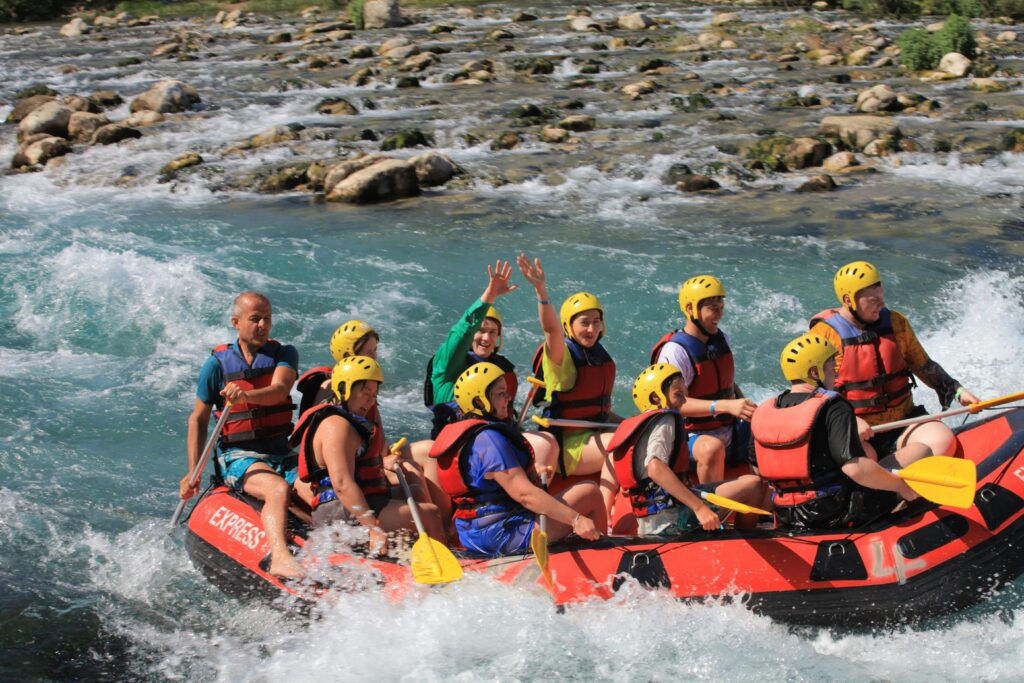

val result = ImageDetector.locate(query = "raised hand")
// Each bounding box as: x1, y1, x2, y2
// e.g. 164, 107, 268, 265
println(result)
483, 259, 518, 302
516, 253, 547, 293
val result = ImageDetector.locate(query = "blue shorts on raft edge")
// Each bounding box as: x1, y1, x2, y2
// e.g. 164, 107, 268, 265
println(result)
217, 448, 297, 490
456, 512, 536, 558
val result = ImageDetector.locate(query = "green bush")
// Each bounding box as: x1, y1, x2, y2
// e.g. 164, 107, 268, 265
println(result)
897, 28, 943, 69
347, 0, 365, 29
935, 15, 977, 58
0, 0, 70, 21
841, 0, 918, 16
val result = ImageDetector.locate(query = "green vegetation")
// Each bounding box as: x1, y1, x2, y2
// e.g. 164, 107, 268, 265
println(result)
347, 0, 364, 28
897, 28, 944, 69
842, 0, 1022, 15
935, 14, 977, 58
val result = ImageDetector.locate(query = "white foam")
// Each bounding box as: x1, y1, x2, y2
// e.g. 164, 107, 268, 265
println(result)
888, 152, 1024, 193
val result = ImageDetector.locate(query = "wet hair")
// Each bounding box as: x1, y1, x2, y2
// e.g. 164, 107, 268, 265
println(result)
232, 291, 272, 318
353, 331, 380, 355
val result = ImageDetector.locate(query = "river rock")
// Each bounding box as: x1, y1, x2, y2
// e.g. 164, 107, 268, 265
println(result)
820, 115, 901, 151
996, 31, 1017, 43
557, 114, 595, 132
570, 16, 602, 32
618, 13, 653, 30
513, 11, 537, 22
160, 151, 203, 175
622, 79, 658, 100
266, 32, 291, 44
18, 101, 74, 140
846, 46, 876, 65
796, 174, 837, 192
350, 44, 374, 58
363, 0, 403, 29
327, 158, 419, 203
711, 12, 740, 26
316, 97, 358, 115
856, 84, 898, 113
541, 126, 570, 143
61, 95, 99, 113
322, 154, 389, 194
130, 80, 201, 113
59, 18, 90, 37
939, 52, 972, 77
91, 123, 142, 145
381, 129, 431, 150
6, 95, 55, 124
250, 124, 301, 148
720, 39, 738, 49
410, 151, 461, 186
13, 136, 71, 168
67, 112, 110, 142
403, 52, 437, 71
676, 174, 719, 192
697, 32, 721, 49
969, 77, 1006, 92
88, 91, 123, 109
124, 110, 164, 127
784, 137, 832, 169
94, 15, 119, 27
817, 54, 842, 66
823, 151, 858, 172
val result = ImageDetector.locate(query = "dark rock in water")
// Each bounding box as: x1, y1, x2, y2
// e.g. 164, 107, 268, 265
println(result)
565, 99, 585, 110
677, 174, 720, 192
491, 131, 523, 150
964, 101, 989, 118
394, 76, 420, 88
117, 56, 144, 67
557, 114, 595, 132
258, 164, 309, 193
827, 73, 852, 84
578, 59, 603, 74
513, 12, 537, 21
361, 129, 379, 141
349, 68, 374, 86
661, 163, 694, 185
670, 93, 714, 112
266, 32, 292, 44
784, 137, 833, 169
427, 24, 456, 34
380, 129, 433, 151
272, 78, 319, 92
91, 123, 143, 145
1004, 130, 1024, 153
637, 58, 671, 72
411, 151, 461, 186
89, 91, 124, 110
489, 29, 514, 40
779, 92, 821, 107
316, 97, 358, 115
361, 97, 376, 110
796, 174, 837, 192
350, 44, 374, 59
512, 57, 555, 75
746, 135, 792, 172
14, 85, 58, 100
508, 103, 554, 126
12, 135, 71, 169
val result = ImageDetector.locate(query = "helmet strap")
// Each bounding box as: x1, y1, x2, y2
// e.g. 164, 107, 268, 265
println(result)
692, 316, 713, 338
847, 305, 870, 327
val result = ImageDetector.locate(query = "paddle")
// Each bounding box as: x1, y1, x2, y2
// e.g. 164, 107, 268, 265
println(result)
892, 455, 977, 509
531, 415, 619, 430
530, 470, 553, 589
873, 391, 1024, 434
169, 400, 233, 529
392, 458, 463, 585
700, 490, 772, 516
516, 376, 546, 429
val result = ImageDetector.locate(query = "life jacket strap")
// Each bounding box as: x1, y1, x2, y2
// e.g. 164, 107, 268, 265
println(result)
219, 424, 293, 445
225, 402, 296, 421
223, 366, 275, 382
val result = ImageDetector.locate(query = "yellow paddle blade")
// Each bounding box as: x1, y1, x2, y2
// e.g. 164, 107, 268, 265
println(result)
410, 534, 463, 585
896, 456, 977, 510
702, 491, 772, 516
530, 526, 552, 589
390, 437, 408, 456
531, 415, 551, 429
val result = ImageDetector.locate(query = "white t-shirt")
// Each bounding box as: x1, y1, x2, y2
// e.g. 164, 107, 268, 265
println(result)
656, 334, 733, 446
633, 414, 684, 536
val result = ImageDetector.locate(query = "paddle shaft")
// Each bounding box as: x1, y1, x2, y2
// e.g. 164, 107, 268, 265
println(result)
516, 377, 545, 429
873, 391, 1024, 434
532, 415, 618, 430
169, 402, 233, 529
393, 464, 428, 537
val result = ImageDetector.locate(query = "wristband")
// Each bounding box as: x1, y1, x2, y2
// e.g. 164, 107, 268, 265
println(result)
710, 401, 717, 419
537, 299, 550, 305
571, 513, 581, 527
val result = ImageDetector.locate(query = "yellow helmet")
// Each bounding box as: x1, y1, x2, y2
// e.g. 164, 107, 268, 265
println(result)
331, 355, 384, 402
559, 291, 605, 341
679, 275, 726, 320
453, 362, 505, 416
632, 363, 683, 412
780, 334, 837, 384
834, 261, 881, 311
483, 305, 503, 352
329, 320, 377, 362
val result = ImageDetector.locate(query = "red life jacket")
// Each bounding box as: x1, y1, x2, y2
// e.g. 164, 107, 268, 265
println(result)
429, 419, 535, 520
650, 329, 736, 431
810, 308, 913, 416
290, 403, 389, 509
423, 352, 518, 438
531, 339, 615, 423
296, 365, 333, 416
609, 410, 690, 518
212, 341, 295, 448
751, 389, 846, 507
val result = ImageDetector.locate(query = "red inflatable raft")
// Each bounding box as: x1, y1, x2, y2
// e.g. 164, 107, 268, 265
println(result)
185, 408, 1024, 626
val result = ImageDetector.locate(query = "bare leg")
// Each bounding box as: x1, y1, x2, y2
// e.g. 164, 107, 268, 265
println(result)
690, 434, 725, 483
242, 464, 305, 578
405, 439, 452, 530
292, 477, 315, 507
897, 421, 954, 461
524, 431, 559, 477
713, 474, 771, 530
573, 432, 619, 516
546, 480, 607, 541
378, 498, 446, 543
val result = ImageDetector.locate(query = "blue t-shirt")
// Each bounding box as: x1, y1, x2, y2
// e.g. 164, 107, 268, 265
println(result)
197, 341, 299, 456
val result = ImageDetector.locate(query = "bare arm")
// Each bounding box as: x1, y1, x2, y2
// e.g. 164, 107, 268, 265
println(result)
841, 457, 917, 500
180, 399, 214, 499
647, 459, 718, 530
491, 466, 583, 526
516, 253, 565, 366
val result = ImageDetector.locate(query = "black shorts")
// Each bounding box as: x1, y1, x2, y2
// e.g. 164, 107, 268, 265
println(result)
868, 404, 929, 457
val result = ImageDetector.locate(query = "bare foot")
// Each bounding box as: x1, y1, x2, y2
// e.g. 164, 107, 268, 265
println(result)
269, 554, 307, 579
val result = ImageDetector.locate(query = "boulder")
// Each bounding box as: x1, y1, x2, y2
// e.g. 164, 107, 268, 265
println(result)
13, 136, 71, 168
822, 151, 858, 172
18, 101, 74, 140
711, 12, 739, 26
384, 44, 418, 60
250, 124, 301, 148
403, 52, 437, 71
129, 80, 201, 113
570, 16, 602, 32
380, 129, 431, 151
160, 151, 203, 175
856, 83, 898, 113
491, 131, 522, 150
541, 126, 570, 143
94, 15, 120, 27
322, 154, 390, 194
697, 32, 720, 49
350, 44, 374, 58
362, 0, 403, 29
489, 29, 514, 40
846, 46, 876, 66
818, 54, 842, 66
996, 31, 1017, 43
557, 114, 596, 132
796, 174, 837, 192
410, 151, 461, 186
266, 32, 292, 44
61, 95, 99, 113
939, 52, 971, 78
968, 77, 1008, 92
124, 110, 164, 127
622, 80, 658, 100
326, 159, 420, 203
67, 111, 110, 142
88, 91, 123, 109
6, 94, 55, 124
316, 97, 358, 115
618, 13, 653, 30
820, 115, 901, 151
784, 137, 832, 169
59, 18, 90, 37
91, 123, 142, 145
378, 36, 410, 55
676, 174, 720, 192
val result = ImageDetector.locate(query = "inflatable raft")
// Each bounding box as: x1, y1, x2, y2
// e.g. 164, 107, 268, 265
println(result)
184, 408, 1024, 626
